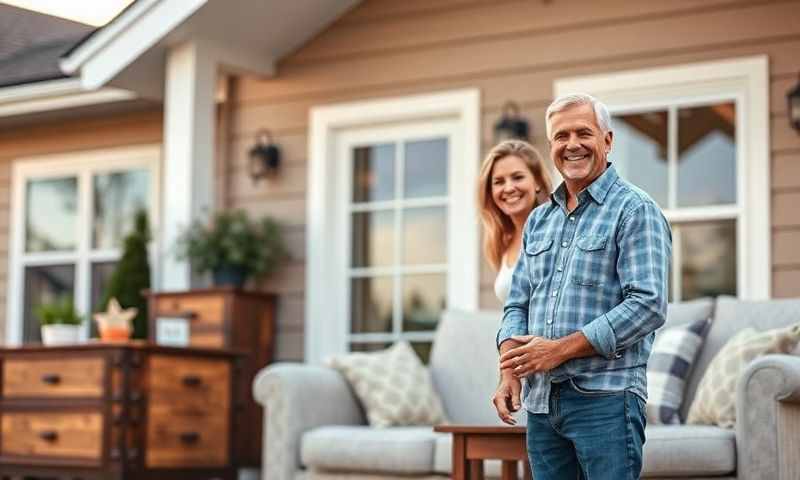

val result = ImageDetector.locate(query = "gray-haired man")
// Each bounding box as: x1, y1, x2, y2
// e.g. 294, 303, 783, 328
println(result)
491, 93, 671, 479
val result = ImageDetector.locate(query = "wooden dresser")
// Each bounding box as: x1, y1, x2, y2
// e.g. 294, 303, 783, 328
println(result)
0, 343, 240, 480
146, 288, 276, 466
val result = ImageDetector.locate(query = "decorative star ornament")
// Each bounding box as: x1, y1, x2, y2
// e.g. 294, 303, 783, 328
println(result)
93, 298, 137, 330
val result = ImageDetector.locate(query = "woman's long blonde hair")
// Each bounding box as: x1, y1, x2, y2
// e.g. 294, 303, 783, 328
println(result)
478, 139, 553, 271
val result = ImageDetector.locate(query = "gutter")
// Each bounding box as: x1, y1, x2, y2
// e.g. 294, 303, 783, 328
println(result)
0, 78, 135, 118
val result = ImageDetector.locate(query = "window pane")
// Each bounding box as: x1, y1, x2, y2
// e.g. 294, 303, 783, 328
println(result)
351, 276, 393, 334
350, 342, 392, 352
403, 207, 446, 265
404, 138, 448, 199
411, 341, 433, 364
89, 261, 118, 337
352, 144, 395, 203
351, 210, 394, 267
611, 111, 668, 207
93, 170, 149, 249
678, 220, 736, 300
23, 264, 75, 342
678, 103, 736, 207
402, 274, 445, 332
26, 177, 78, 252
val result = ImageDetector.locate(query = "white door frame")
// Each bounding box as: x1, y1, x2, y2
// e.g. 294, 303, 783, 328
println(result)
306, 89, 481, 363
555, 56, 770, 300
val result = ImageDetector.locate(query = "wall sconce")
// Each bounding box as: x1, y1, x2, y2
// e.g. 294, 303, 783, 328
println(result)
493, 101, 530, 143
249, 129, 281, 183
788, 73, 800, 133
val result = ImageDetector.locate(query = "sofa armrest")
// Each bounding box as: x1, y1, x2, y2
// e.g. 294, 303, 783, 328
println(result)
253, 362, 366, 480
736, 354, 800, 480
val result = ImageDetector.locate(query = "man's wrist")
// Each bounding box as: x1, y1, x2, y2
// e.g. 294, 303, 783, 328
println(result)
556, 332, 595, 362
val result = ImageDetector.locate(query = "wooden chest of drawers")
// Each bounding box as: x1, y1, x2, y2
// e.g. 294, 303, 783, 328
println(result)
146, 288, 276, 466
0, 343, 240, 480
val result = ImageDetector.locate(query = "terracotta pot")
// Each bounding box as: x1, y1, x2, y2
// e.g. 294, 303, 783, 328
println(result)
99, 325, 131, 342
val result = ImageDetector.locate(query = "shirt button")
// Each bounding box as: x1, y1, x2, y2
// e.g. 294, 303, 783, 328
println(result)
547, 319, 553, 324
552, 290, 558, 297
569, 216, 576, 221
557, 266, 563, 272
561, 241, 569, 248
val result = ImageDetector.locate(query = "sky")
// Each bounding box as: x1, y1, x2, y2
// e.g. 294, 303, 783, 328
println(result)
1, 0, 134, 26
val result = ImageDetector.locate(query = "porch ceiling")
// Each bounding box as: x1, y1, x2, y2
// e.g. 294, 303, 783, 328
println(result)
61, 0, 361, 100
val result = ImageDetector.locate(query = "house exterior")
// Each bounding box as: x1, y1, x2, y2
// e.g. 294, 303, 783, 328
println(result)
1, 0, 798, 365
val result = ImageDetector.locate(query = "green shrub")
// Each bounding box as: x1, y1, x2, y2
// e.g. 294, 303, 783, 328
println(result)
35, 297, 83, 326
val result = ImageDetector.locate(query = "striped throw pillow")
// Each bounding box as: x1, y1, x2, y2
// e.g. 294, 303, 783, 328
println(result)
646, 318, 710, 424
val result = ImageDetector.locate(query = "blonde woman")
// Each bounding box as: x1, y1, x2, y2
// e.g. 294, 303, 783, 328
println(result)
478, 139, 553, 303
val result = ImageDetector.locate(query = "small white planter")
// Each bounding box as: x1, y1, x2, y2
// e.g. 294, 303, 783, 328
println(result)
41, 324, 81, 346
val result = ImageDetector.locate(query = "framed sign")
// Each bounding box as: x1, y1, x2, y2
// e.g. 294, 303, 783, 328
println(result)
155, 316, 190, 346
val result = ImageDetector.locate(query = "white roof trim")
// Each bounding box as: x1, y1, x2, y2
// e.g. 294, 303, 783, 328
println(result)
60, 0, 209, 90
0, 78, 135, 118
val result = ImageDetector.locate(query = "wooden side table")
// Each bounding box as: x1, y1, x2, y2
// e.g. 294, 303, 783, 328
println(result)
433, 425, 531, 480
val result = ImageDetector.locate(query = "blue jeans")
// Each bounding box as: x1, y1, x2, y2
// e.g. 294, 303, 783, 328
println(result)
526, 379, 646, 480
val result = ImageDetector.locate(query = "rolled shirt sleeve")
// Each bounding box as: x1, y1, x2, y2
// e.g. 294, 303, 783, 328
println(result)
580, 201, 671, 359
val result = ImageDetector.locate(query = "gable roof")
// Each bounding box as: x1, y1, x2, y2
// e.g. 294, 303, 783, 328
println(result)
0, 4, 94, 88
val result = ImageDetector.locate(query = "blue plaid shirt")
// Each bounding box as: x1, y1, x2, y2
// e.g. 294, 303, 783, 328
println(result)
497, 164, 671, 414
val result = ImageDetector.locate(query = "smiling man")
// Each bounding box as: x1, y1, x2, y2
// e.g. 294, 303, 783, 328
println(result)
491, 93, 672, 480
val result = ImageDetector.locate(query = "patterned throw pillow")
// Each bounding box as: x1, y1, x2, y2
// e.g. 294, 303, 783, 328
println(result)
687, 323, 800, 428
325, 341, 448, 428
646, 317, 710, 424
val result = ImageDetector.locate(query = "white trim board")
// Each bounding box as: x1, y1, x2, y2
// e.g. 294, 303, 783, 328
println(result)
0, 78, 135, 118
555, 55, 770, 300
306, 89, 481, 363
6, 144, 162, 345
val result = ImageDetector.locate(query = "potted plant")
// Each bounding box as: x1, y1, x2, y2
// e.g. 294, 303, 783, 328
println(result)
176, 209, 289, 288
35, 297, 83, 345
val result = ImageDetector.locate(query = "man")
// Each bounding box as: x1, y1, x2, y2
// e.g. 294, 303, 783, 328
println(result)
491, 93, 671, 480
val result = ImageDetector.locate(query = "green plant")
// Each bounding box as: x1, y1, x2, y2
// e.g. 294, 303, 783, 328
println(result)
100, 209, 151, 339
35, 297, 83, 326
176, 209, 289, 280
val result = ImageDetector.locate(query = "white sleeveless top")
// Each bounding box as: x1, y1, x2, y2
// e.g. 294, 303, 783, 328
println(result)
493, 260, 514, 303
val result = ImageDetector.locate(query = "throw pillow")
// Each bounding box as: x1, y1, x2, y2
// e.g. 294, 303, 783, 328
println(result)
646, 317, 710, 424
687, 323, 800, 428
325, 341, 448, 428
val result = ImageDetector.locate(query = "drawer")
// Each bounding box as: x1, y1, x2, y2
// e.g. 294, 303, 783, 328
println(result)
146, 413, 228, 467
1, 411, 103, 462
148, 355, 230, 412
3, 357, 105, 398
154, 295, 225, 348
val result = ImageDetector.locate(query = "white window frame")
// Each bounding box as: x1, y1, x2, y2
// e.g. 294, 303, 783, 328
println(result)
6, 144, 161, 344
307, 89, 481, 363
555, 56, 770, 300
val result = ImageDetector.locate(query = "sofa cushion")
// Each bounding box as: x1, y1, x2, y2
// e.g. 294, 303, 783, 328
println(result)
643, 425, 736, 476
301, 426, 439, 474
682, 296, 800, 419
663, 297, 714, 329
429, 309, 512, 425
687, 323, 800, 427
647, 317, 710, 424
325, 341, 447, 428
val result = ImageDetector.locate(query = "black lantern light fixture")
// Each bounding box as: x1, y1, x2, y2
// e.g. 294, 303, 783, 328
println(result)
493, 101, 530, 143
249, 129, 281, 183
788, 73, 800, 133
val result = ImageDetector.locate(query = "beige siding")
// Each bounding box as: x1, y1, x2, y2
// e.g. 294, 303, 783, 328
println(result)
229, 0, 800, 358
0, 110, 162, 343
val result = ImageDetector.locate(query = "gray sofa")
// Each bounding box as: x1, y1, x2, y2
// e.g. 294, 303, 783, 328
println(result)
253, 296, 800, 480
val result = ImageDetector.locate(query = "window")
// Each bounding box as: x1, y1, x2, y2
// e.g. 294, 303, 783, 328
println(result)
555, 56, 770, 300
7, 145, 159, 343
307, 90, 480, 363
613, 101, 737, 300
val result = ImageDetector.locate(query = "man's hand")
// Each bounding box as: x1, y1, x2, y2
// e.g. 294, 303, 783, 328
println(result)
499, 335, 567, 378
492, 369, 521, 425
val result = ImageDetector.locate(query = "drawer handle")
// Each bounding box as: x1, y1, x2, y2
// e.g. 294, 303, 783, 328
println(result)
182, 375, 203, 388
179, 432, 200, 445
40, 373, 61, 385
39, 430, 58, 442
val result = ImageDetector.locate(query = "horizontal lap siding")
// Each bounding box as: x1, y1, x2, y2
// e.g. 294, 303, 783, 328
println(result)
0, 110, 163, 343
229, 0, 800, 358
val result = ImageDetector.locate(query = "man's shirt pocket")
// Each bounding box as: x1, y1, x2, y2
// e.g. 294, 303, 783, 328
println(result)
571, 234, 614, 287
